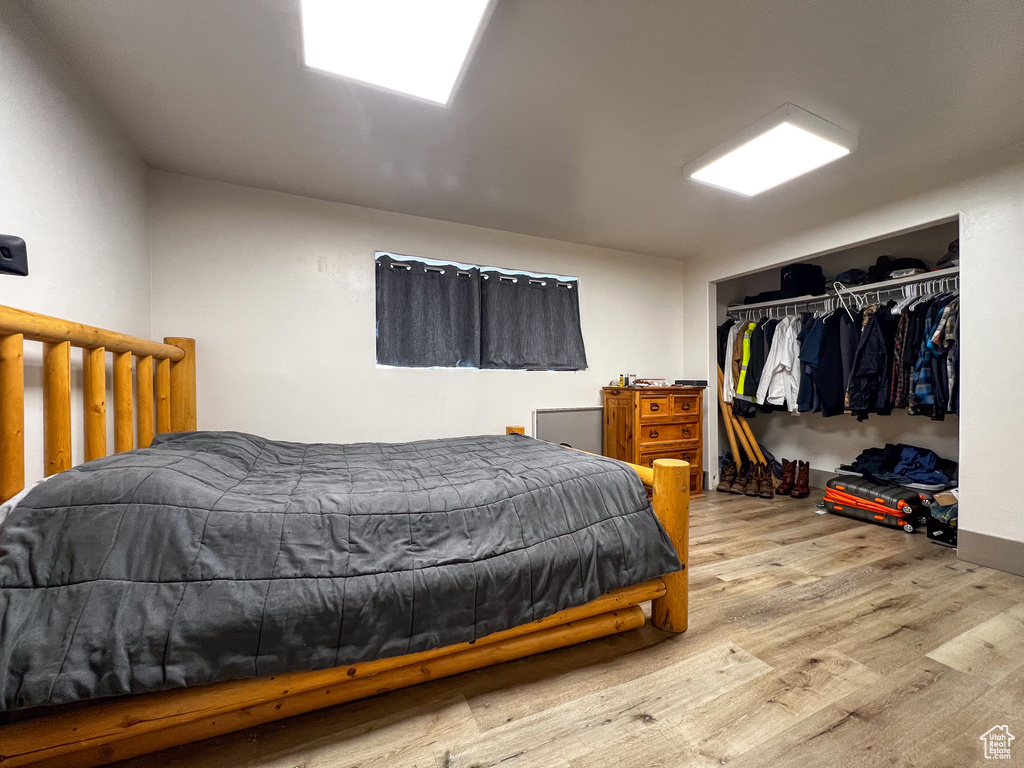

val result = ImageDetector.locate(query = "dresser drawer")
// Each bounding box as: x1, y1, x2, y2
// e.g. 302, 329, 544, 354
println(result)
639, 445, 701, 466
669, 392, 701, 418
637, 423, 698, 446
639, 392, 701, 422
638, 449, 702, 494
639, 394, 671, 420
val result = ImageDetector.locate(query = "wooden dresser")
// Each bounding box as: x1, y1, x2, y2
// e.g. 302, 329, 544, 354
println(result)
602, 386, 705, 496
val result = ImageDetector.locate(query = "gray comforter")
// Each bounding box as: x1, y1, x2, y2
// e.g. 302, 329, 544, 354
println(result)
0, 431, 680, 710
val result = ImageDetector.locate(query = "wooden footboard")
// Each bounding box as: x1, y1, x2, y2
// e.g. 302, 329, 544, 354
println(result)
0, 309, 689, 767
0, 583, 670, 767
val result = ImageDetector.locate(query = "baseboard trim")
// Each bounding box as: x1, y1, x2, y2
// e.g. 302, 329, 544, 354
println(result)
808, 468, 833, 490
957, 530, 1024, 577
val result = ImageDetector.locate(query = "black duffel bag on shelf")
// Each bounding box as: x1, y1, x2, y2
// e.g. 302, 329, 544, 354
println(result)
780, 263, 826, 297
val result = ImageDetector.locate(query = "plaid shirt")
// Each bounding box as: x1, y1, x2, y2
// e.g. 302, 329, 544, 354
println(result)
891, 311, 911, 408
910, 301, 944, 409
943, 299, 960, 413
911, 297, 957, 414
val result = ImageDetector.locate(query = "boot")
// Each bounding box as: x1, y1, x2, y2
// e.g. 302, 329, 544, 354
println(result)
716, 460, 737, 493
729, 462, 750, 494
776, 459, 797, 496
758, 463, 775, 499
790, 461, 811, 499
744, 462, 761, 497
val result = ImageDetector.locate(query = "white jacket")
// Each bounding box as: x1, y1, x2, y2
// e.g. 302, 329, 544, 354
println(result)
722, 321, 737, 402
756, 315, 802, 413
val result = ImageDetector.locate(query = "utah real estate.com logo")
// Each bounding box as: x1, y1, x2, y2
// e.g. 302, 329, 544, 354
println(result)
980, 725, 1015, 760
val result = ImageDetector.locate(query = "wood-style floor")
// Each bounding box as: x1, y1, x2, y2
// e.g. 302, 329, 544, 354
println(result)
117, 492, 1024, 768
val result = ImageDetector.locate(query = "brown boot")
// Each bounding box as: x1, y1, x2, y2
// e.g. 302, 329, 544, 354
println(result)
776, 459, 797, 496
758, 463, 775, 499
716, 460, 737, 493
744, 462, 761, 497
729, 462, 750, 494
790, 461, 811, 499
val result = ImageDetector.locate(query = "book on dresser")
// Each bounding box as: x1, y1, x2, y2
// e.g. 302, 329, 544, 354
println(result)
602, 386, 705, 496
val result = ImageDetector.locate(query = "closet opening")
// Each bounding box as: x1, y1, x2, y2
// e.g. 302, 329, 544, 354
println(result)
712, 217, 960, 540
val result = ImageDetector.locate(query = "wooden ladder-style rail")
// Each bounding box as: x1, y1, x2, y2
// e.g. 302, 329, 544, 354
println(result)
0, 305, 196, 503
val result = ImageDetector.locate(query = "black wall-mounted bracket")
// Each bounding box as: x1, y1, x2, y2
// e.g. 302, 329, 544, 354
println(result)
0, 234, 28, 276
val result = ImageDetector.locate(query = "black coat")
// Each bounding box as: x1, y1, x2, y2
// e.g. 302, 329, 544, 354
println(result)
815, 311, 847, 417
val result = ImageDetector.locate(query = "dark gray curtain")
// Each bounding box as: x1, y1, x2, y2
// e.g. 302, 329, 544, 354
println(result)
480, 272, 588, 370
376, 255, 481, 367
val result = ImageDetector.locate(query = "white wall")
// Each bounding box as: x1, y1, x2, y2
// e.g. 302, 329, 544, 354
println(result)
682, 146, 1024, 550
0, 4, 149, 481
148, 171, 686, 444
748, 413, 959, 476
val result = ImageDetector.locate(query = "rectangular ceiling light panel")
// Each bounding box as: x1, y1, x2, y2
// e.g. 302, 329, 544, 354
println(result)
685, 104, 856, 196
300, 0, 493, 105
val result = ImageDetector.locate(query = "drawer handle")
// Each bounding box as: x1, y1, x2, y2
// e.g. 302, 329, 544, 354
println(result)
649, 430, 659, 439
650, 403, 660, 412
681, 402, 691, 411
683, 428, 692, 437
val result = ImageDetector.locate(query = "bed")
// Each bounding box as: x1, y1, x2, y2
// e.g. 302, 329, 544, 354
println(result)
0, 304, 690, 768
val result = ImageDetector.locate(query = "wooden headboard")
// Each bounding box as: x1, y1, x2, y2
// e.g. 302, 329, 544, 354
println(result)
0, 305, 196, 503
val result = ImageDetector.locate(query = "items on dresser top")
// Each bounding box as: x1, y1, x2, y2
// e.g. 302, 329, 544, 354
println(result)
602, 386, 705, 496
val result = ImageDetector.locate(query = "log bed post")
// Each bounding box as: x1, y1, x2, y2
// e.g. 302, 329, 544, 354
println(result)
82, 346, 107, 462
650, 458, 689, 633
113, 351, 134, 452
42, 341, 72, 476
0, 333, 25, 504
164, 337, 196, 432
136, 355, 155, 448
155, 357, 171, 434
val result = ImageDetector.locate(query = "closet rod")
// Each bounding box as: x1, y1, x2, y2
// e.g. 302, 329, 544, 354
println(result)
724, 265, 959, 316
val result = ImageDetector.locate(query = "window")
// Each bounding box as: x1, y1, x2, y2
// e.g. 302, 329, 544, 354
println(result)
375, 252, 588, 370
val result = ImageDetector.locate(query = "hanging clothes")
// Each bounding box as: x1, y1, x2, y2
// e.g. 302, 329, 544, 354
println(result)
722, 320, 739, 402
944, 299, 961, 414
763, 318, 781, 353
743, 319, 768, 402
797, 313, 824, 413
839, 309, 861, 411
847, 305, 888, 419
735, 322, 757, 401
730, 322, 748, 397
815, 311, 847, 418
877, 303, 901, 414
911, 294, 959, 420
890, 310, 911, 409
756, 314, 802, 413
717, 318, 735, 373
910, 294, 956, 419
723, 278, 959, 424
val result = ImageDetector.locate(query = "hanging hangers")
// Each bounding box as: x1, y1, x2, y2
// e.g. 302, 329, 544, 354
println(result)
830, 282, 857, 322
727, 268, 960, 325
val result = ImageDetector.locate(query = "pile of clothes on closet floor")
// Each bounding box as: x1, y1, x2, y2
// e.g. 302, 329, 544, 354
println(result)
719, 257, 960, 422
830, 443, 959, 541
838, 442, 958, 488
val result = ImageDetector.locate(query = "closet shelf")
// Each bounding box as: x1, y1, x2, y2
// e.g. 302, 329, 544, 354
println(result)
726, 266, 959, 314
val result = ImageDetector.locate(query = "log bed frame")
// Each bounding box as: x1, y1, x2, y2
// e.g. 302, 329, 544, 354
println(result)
0, 304, 689, 768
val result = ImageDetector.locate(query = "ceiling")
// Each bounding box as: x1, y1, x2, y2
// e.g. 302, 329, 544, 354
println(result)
20, 0, 1024, 260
